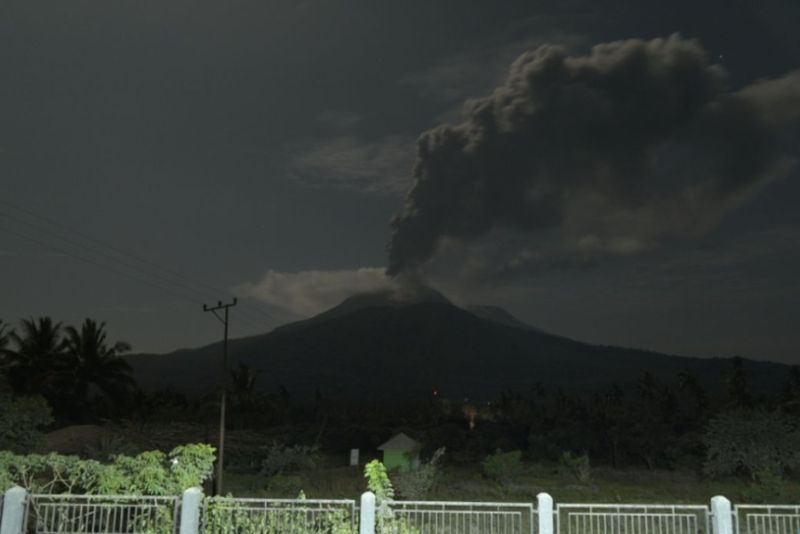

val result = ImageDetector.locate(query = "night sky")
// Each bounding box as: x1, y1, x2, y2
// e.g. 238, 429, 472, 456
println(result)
1, 0, 798, 363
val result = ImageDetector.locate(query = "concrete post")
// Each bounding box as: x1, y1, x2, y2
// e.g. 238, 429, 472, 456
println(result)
179, 487, 203, 534
359, 491, 376, 534
537, 492, 554, 534
711, 495, 734, 534
1, 486, 27, 534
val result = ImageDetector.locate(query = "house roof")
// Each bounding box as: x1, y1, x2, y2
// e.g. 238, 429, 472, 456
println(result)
377, 432, 421, 451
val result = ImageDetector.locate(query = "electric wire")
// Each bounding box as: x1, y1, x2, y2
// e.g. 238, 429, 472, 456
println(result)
0, 202, 276, 330
0, 217, 268, 334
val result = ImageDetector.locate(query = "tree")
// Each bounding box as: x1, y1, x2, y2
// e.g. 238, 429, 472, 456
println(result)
703, 410, 800, 479
781, 366, 800, 414
63, 319, 135, 408
0, 393, 53, 452
5, 317, 66, 396
726, 356, 752, 409
0, 319, 12, 384
0, 319, 10, 355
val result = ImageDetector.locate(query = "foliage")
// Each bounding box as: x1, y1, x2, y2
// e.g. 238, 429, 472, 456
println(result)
0, 393, 53, 452
0, 443, 215, 495
203, 496, 354, 534
560, 451, 592, 483
363, 460, 419, 534
260, 441, 319, 476
63, 318, 135, 407
394, 447, 445, 500
741, 470, 795, 504
482, 449, 522, 487
364, 459, 394, 503
703, 410, 800, 479
4, 317, 66, 397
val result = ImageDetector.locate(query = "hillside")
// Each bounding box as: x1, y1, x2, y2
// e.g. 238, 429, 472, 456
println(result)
126, 291, 791, 400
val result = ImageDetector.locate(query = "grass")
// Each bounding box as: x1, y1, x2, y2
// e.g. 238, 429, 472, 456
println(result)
223, 461, 800, 504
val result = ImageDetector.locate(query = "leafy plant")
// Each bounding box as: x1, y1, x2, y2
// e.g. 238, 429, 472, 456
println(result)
560, 451, 591, 483
260, 441, 319, 476
363, 460, 419, 534
703, 410, 800, 479
0, 393, 53, 452
203, 496, 354, 534
0, 443, 215, 495
482, 449, 522, 487
394, 447, 445, 499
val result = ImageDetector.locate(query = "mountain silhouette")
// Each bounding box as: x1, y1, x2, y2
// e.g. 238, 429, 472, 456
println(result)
127, 290, 791, 400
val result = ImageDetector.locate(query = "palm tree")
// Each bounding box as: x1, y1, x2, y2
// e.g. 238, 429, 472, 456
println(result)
0, 319, 12, 391
63, 319, 135, 405
0, 319, 11, 361
5, 317, 66, 396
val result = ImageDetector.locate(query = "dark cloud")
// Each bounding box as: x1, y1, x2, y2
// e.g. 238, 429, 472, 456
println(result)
387, 35, 800, 276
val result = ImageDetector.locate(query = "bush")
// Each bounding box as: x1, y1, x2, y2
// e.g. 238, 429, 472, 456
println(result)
560, 451, 591, 483
394, 447, 445, 499
703, 410, 800, 479
0, 443, 215, 495
482, 449, 522, 487
0, 394, 53, 452
260, 442, 319, 476
741, 470, 795, 504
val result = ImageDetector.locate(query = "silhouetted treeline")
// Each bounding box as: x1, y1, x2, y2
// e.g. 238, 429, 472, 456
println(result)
3, 317, 799, 474
0, 316, 135, 422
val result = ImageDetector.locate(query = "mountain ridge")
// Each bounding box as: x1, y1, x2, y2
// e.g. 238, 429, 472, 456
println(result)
126, 291, 792, 400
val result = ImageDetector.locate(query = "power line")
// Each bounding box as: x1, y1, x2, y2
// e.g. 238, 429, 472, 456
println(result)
0, 222, 268, 333
0, 200, 276, 322
0, 201, 276, 329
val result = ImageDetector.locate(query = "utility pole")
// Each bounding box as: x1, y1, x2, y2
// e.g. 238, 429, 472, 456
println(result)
203, 298, 237, 495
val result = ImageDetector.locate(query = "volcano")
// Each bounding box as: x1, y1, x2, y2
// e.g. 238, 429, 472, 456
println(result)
127, 290, 790, 400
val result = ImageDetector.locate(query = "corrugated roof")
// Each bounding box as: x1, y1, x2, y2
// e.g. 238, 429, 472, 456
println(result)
377, 432, 421, 451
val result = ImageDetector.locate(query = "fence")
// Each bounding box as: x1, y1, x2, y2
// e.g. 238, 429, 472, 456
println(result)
201, 496, 356, 533
1, 487, 798, 534
734, 505, 800, 534
555, 503, 711, 534
22, 494, 180, 534
387, 500, 536, 534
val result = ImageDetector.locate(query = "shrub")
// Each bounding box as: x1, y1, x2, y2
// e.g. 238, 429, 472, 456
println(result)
0, 443, 215, 495
0, 394, 53, 452
560, 451, 591, 483
394, 447, 445, 500
260, 441, 319, 476
363, 460, 419, 534
703, 410, 800, 479
482, 449, 522, 487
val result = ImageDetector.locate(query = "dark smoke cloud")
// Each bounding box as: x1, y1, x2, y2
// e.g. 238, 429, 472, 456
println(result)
387, 34, 800, 276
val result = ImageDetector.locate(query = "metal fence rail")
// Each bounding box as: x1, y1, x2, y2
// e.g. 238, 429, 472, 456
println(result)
386, 500, 537, 534
734, 505, 800, 534
556, 503, 712, 534
200, 497, 356, 533
23, 494, 180, 534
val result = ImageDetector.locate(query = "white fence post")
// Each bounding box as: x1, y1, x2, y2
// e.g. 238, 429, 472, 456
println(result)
179, 487, 203, 534
711, 495, 734, 534
359, 491, 376, 534
537, 492, 554, 534
1, 486, 27, 534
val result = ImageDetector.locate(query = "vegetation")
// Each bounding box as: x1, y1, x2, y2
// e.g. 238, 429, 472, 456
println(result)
394, 447, 445, 499
2, 314, 800, 506
0, 316, 134, 422
482, 450, 522, 487
260, 441, 320, 476
0, 392, 53, 452
0, 443, 215, 495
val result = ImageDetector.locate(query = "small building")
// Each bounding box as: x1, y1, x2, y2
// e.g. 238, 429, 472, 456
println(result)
378, 432, 422, 472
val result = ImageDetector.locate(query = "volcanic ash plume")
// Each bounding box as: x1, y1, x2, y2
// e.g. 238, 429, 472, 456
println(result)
386, 34, 800, 276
